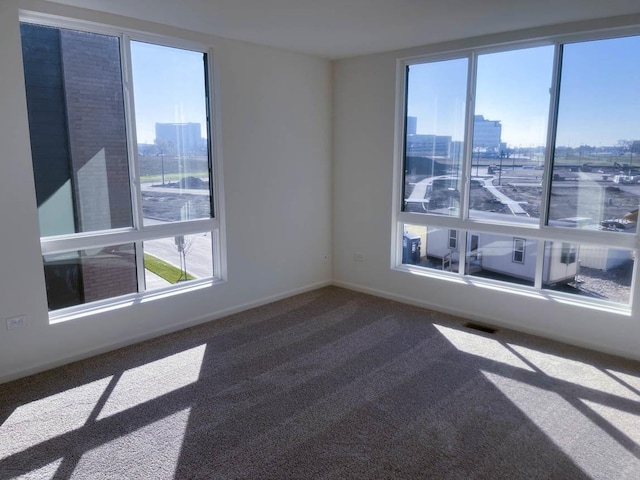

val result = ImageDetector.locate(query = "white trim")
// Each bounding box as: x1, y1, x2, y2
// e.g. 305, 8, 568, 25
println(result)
207, 46, 228, 281
396, 211, 637, 250
49, 278, 222, 323
41, 219, 219, 254
391, 59, 407, 268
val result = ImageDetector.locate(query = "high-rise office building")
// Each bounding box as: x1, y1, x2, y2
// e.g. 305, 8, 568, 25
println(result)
407, 116, 417, 135
473, 115, 502, 153
155, 122, 203, 153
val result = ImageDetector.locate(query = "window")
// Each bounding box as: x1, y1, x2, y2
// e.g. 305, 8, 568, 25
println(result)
548, 36, 640, 230
448, 230, 458, 249
543, 242, 634, 304
21, 20, 222, 313
512, 238, 525, 264
404, 59, 467, 215
560, 243, 577, 265
397, 31, 639, 307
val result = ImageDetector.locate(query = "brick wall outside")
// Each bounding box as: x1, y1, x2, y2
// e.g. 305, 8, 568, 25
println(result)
61, 29, 132, 231
20, 24, 74, 218
79, 245, 139, 303
60, 29, 138, 303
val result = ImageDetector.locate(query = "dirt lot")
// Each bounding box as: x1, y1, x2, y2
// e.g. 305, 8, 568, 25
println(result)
551, 261, 633, 304
494, 168, 639, 223
406, 166, 639, 224
142, 191, 211, 222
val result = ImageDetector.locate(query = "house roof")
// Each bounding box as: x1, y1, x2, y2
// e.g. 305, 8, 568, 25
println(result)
45, 0, 640, 58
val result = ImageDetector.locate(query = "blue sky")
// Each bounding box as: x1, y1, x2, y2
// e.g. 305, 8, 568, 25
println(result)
131, 41, 207, 144
407, 35, 640, 148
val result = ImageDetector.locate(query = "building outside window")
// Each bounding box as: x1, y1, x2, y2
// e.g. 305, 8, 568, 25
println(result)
20, 19, 223, 314
397, 32, 639, 307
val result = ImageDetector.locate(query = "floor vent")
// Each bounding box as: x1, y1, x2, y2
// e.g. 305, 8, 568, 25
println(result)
464, 322, 498, 334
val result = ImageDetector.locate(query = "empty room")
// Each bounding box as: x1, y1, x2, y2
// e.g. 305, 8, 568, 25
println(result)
1, 0, 640, 478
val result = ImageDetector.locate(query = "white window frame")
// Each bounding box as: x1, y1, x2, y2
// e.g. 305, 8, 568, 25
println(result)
391, 25, 640, 313
20, 11, 227, 321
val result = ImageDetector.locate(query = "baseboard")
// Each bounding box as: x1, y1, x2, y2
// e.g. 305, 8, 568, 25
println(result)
0, 280, 332, 384
331, 280, 639, 361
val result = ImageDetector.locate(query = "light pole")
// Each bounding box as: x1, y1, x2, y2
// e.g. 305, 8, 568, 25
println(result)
158, 149, 165, 185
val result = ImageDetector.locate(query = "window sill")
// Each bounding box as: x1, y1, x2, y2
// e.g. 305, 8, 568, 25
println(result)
393, 264, 631, 316
49, 277, 224, 324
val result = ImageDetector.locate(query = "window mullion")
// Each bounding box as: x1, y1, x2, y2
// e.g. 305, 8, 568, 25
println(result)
458, 229, 468, 276
120, 33, 145, 233
539, 43, 563, 229
135, 240, 146, 292
461, 52, 477, 222
40, 218, 218, 255
120, 33, 147, 293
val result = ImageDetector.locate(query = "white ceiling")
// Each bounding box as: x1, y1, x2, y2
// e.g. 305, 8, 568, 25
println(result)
46, 0, 640, 58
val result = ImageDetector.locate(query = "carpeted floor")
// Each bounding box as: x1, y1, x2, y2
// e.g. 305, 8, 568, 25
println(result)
1, 286, 640, 479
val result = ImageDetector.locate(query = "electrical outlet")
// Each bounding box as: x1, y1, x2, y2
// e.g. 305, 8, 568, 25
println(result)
6, 315, 26, 330
354, 252, 365, 262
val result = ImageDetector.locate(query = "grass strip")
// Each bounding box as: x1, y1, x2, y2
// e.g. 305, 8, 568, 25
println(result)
144, 253, 195, 283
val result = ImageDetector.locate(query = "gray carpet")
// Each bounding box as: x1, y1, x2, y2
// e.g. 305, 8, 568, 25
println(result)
1, 286, 640, 479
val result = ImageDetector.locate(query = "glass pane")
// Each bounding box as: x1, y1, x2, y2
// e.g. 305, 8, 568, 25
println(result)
543, 242, 634, 304
21, 23, 133, 236
144, 232, 213, 290
43, 244, 138, 311
470, 47, 554, 223
404, 59, 467, 215
402, 224, 460, 272
131, 42, 213, 225
465, 232, 536, 286
548, 36, 640, 233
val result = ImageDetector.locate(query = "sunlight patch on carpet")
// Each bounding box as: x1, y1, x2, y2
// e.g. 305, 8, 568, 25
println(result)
97, 345, 206, 420
0, 377, 112, 459
606, 368, 640, 395
72, 408, 191, 478
508, 345, 640, 401
482, 371, 640, 479
434, 324, 534, 371
581, 399, 640, 444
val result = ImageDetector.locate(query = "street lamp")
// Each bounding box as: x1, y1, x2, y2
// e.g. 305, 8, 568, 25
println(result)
158, 149, 165, 185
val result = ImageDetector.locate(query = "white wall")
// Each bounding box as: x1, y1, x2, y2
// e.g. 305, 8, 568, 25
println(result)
332, 20, 640, 360
0, 0, 332, 382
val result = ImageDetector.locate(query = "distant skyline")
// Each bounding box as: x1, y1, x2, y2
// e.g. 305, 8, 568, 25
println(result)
407, 36, 640, 148
131, 41, 208, 145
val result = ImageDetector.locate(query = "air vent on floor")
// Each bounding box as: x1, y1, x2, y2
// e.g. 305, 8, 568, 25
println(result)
463, 322, 498, 334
